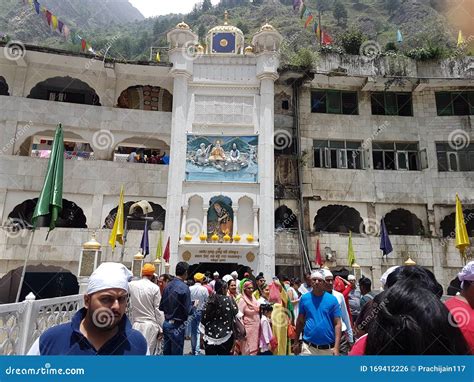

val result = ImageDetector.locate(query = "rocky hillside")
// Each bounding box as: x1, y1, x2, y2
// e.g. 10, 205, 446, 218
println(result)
0, 0, 466, 62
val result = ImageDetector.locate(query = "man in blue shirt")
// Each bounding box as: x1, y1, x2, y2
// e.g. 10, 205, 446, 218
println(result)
28, 262, 147, 355
292, 270, 342, 356
159, 261, 194, 355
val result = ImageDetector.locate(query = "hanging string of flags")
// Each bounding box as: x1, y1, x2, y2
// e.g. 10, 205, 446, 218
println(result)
21, 0, 94, 53
293, 0, 333, 45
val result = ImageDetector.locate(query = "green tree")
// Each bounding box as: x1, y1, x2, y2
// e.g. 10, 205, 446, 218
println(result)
333, 0, 347, 25
252, 0, 264, 5
198, 24, 207, 42
236, 21, 249, 35
338, 28, 367, 55
202, 0, 213, 12
316, 0, 332, 13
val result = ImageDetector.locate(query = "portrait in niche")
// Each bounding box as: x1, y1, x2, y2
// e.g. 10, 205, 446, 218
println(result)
207, 196, 233, 242
186, 135, 258, 182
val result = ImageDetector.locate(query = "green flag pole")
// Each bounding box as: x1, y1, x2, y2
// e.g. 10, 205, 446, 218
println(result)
15, 229, 35, 303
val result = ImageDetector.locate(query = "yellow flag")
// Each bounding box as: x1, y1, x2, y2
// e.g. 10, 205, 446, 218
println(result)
51, 15, 58, 30
155, 51, 161, 62
455, 194, 470, 255
457, 31, 465, 47
155, 230, 163, 260
348, 231, 355, 266
109, 185, 124, 249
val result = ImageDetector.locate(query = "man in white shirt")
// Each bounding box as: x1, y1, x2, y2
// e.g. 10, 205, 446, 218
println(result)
189, 272, 209, 355
209, 271, 219, 290
321, 269, 354, 355
298, 271, 313, 295
128, 263, 164, 355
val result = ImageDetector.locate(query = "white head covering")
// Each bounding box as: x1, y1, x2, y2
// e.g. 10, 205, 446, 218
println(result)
87, 262, 133, 295
213, 271, 219, 277
311, 270, 324, 280
458, 261, 474, 288
380, 266, 400, 288
222, 274, 233, 283
321, 269, 333, 279
348, 274, 356, 281
231, 271, 238, 278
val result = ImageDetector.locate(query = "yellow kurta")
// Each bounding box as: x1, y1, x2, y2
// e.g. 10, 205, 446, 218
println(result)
271, 303, 289, 355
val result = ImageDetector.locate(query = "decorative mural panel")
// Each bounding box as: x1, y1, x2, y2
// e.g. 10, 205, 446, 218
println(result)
186, 135, 258, 182
194, 95, 254, 125
207, 195, 233, 242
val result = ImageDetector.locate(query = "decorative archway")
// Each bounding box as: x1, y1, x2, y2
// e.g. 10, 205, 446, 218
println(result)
275, 205, 297, 229
384, 208, 425, 236
116, 85, 172, 111
440, 209, 474, 237
7, 198, 87, 229
104, 201, 165, 231
313, 205, 363, 233
27, 76, 100, 105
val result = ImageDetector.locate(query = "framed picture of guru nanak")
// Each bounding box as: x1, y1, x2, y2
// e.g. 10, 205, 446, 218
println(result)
185, 135, 258, 182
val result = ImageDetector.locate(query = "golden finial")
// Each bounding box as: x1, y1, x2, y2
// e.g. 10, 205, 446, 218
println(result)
224, 10, 228, 25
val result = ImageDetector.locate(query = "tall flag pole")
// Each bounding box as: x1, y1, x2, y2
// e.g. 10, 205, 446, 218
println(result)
380, 218, 393, 257
347, 231, 356, 266
140, 220, 150, 257
455, 194, 470, 262
109, 186, 124, 252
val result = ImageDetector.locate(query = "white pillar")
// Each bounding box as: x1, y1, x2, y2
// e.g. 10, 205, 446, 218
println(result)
180, 205, 188, 239
232, 207, 239, 237
202, 207, 208, 236
253, 207, 259, 240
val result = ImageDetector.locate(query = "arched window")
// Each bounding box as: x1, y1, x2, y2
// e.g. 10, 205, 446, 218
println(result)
275, 205, 297, 230
440, 210, 474, 237
104, 201, 165, 231
0, 76, 9, 96
384, 208, 425, 236
116, 85, 172, 111
27, 76, 100, 105
313, 205, 363, 233
7, 198, 87, 229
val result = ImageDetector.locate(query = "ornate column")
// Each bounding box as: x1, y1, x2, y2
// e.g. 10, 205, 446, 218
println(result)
232, 207, 239, 238
180, 205, 189, 239
202, 207, 209, 237
253, 207, 259, 241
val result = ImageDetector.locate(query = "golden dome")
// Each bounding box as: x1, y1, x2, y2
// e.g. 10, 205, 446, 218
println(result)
260, 23, 276, 32
134, 252, 144, 260
404, 257, 416, 266
176, 21, 190, 30
197, 44, 204, 53
208, 10, 243, 35
82, 233, 101, 250
244, 46, 254, 54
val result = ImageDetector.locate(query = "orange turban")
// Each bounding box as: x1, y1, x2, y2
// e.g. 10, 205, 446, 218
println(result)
142, 263, 156, 276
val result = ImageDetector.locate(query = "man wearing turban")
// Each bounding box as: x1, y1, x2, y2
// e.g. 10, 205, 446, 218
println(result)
28, 263, 147, 355
128, 263, 164, 355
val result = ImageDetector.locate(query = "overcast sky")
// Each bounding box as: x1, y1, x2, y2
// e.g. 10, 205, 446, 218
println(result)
129, 0, 221, 17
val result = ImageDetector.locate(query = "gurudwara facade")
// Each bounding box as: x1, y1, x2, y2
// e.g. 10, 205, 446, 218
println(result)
0, 17, 473, 302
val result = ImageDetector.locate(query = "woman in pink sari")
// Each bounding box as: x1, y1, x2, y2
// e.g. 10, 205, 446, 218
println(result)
237, 280, 260, 355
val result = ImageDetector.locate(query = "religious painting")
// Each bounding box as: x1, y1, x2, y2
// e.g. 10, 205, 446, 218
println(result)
186, 135, 258, 182
207, 196, 233, 243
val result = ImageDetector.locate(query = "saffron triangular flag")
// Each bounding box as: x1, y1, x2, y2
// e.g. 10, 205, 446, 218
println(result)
380, 218, 393, 256
315, 238, 323, 267
347, 231, 356, 266
455, 194, 470, 256
163, 237, 170, 263
457, 30, 465, 47
397, 29, 403, 43
109, 186, 124, 250
304, 13, 314, 28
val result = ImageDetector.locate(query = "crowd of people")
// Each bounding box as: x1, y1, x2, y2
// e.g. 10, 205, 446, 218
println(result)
28, 260, 474, 356
125, 151, 169, 164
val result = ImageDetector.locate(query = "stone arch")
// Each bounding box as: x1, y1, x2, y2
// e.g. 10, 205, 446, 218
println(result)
6, 198, 87, 229
0, 75, 10, 96
186, 195, 204, 236
116, 85, 172, 111
313, 205, 363, 233
275, 205, 297, 230
0, 264, 79, 303
237, 195, 254, 237
384, 208, 425, 236
440, 210, 474, 237
17, 130, 93, 158
114, 136, 170, 162
103, 201, 165, 231
27, 76, 100, 105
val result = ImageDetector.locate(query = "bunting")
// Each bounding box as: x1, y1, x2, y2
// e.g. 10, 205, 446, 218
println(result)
304, 13, 314, 28
298, 1, 331, 44
23, 0, 93, 51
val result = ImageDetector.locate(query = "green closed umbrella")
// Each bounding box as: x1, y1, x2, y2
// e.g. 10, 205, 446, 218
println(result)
32, 123, 64, 238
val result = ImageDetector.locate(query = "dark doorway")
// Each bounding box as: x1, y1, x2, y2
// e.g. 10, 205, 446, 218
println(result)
188, 263, 250, 280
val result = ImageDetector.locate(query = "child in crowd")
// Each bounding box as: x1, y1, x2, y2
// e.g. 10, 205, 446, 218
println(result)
259, 304, 276, 355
